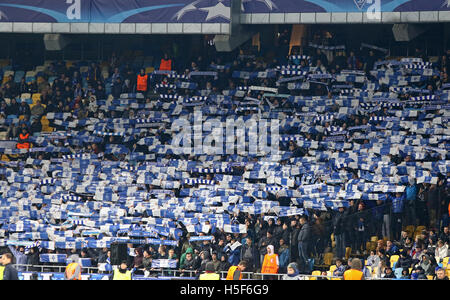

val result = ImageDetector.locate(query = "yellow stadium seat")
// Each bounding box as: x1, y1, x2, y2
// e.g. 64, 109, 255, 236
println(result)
32, 93, 41, 102
37, 76, 45, 85
145, 67, 155, 74
310, 270, 321, 280
442, 257, 449, 269
345, 247, 352, 260
370, 236, 378, 242
390, 255, 399, 268
426, 275, 434, 280
329, 265, 337, 273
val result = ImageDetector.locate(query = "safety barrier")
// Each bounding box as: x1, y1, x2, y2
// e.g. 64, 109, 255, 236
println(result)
12, 264, 430, 280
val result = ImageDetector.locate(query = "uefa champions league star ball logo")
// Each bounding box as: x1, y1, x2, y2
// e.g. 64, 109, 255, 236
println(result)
173, 0, 231, 22
353, 0, 368, 10
0, 10, 8, 21
241, 0, 278, 11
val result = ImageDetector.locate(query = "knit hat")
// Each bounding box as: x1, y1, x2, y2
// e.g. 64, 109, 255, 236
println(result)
205, 262, 215, 273
287, 262, 300, 277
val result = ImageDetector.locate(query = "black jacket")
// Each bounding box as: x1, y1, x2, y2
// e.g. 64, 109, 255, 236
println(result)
240, 243, 259, 270
328, 208, 347, 235
297, 223, 311, 243
3, 264, 19, 280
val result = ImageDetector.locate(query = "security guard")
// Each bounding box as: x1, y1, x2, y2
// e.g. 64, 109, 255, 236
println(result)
343, 258, 364, 280
226, 260, 247, 280
16, 128, 31, 150
113, 260, 132, 280
159, 53, 172, 71
0, 264, 4, 280
136, 69, 148, 94
65, 254, 82, 280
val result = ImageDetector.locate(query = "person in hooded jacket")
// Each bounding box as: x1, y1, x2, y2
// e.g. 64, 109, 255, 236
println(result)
282, 262, 303, 280
218, 254, 231, 272
396, 251, 413, 269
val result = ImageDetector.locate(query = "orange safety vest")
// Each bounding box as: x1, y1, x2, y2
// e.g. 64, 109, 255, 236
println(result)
343, 269, 364, 280
65, 263, 81, 280
137, 74, 148, 92
17, 133, 30, 149
261, 254, 279, 274
226, 266, 242, 280
160, 59, 172, 71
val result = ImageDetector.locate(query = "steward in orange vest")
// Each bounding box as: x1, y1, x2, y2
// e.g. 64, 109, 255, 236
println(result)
65, 255, 82, 280
16, 128, 31, 149
136, 69, 148, 93
343, 258, 364, 280
261, 245, 279, 274
226, 261, 247, 280
159, 54, 172, 71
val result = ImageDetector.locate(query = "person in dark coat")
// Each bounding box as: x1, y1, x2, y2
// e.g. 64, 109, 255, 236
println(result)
1, 253, 19, 280
327, 206, 347, 260
27, 247, 40, 272
290, 219, 300, 263
297, 215, 311, 273
240, 237, 259, 272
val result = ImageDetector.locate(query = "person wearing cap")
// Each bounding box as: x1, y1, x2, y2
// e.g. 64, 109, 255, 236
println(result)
113, 260, 132, 280
282, 262, 302, 280
199, 262, 220, 280
65, 254, 82, 280
343, 258, 364, 280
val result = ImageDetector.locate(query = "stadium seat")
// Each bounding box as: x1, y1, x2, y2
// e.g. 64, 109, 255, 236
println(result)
442, 257, 449, 269
426, 275, 434, 280
32, 93, 41, 102
35, 65, 46, 73
25, 71, 36, 83
21, 93, 31, 102
310, 270, 321, 280
329, 265, 337, 273
390, 255, 399, 268
14, 71, 25, 83
394, 268, 403, 278
345, 247, 352, 260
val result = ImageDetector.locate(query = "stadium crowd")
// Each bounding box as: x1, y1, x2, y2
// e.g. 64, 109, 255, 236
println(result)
0, 29, 449, 280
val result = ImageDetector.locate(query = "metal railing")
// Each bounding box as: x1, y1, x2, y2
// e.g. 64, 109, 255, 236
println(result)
13, 264, 432, 280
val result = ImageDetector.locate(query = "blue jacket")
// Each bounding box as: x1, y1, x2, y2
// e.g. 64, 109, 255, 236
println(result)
8, 246, 28, 272
391, 194, 405, 214
405, 185, 417, 202
279, 247, 290, 268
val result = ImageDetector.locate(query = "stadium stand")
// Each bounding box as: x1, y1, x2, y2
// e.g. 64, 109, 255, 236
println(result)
0, 28, 449, 281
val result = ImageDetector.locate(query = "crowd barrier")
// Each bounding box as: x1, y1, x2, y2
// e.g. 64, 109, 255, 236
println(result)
12, 264, 425, 280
